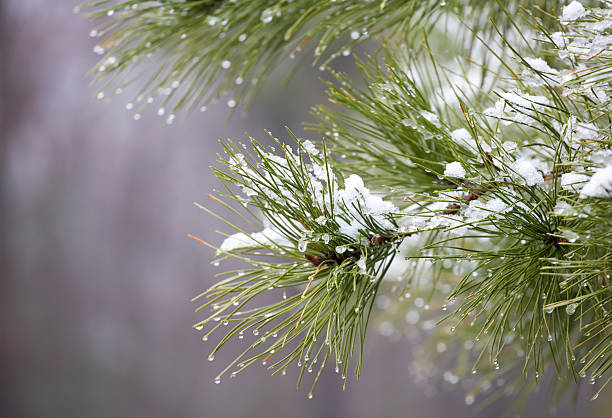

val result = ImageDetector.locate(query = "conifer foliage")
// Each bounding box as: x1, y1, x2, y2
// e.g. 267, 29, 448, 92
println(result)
82, 0, 611, 409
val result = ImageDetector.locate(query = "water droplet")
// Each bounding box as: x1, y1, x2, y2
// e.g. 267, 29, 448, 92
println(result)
89, 29, 98, 38
157, 107, 165, 116
547, 334, 553, 342
544, 306, 554, 314
308, 393, 313, 399
214, 377, 221, 384
235, 77, 243, 85
133, 113, 141, 121
350, 31, 360, 40
227, 99, 236, 108
465, 395, 474, 405
260, 8, 275, 23
208, 355, 214, 362
566, 303, 577, 315
221, 60, 231, 69
107, 9, 114, 16
253, 329, 259, 336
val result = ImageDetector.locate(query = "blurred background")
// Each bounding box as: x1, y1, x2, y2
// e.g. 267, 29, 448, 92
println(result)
0, 1, 610, 417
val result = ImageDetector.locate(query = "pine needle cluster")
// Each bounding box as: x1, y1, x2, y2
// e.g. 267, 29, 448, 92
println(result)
81, 0, 611, 409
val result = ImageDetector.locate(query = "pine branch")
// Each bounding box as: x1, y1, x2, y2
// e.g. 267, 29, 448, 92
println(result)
77, 0, 565, 120
307, 0, 612, 401
77, 0, 444, 120
192, 132, 410, 395
79, 0, 612, 406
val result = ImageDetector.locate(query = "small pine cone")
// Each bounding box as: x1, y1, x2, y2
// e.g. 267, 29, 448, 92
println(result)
305, 253, 325, 267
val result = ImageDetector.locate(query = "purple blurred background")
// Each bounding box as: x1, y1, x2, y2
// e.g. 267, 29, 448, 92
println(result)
1, 1, 610, 417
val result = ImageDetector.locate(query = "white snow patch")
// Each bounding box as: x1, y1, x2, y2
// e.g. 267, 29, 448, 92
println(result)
356, 256, 367, 272
499, 91, 549, 108
444, 161, 466, 178
464, 198, 510, 222
561, 1, 586, 22
580, 166, 612, 198
451, 128, 491, 153
220, 228, 290, 251
484, 91, 550, 125
522, 58, 560, 86
421, 111, 440, 126
512, 160, 545, 186
561, 172, 589, 191
336, 174, 398, 238
553, 201, 573, 215
301, 140, 319, 156
525, 58, 559, 74
590, 150, 612, 166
